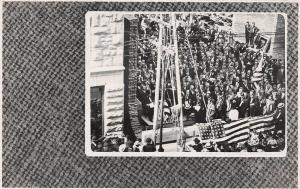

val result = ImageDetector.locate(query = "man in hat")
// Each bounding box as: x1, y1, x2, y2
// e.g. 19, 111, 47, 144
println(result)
188, 138, 203, 152
133, 138, 143, 152
195, 97, 207, 123
202, 141, 214, 152
143, 138, 156, 152
273, 103, 285, 134
266, 134, 278, 152
247, 129, 260, 152
249, 22, 259, 47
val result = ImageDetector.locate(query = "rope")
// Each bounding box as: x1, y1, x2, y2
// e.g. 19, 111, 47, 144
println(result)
185, 37, 207, 110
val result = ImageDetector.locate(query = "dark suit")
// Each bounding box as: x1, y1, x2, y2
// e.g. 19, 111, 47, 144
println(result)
249, 97, 260, 117
139, 90, 154, 121
249, 25, 258, 47
195, 105, 207, 123
190, 91, 197, 106
250, 26, 259, 47
190, 143, 203, 152
231, 97, 241, 110
245, 24, 251, 44
273, 108, 285, 134
143, 144, 156, 152
238, 100, 249, 118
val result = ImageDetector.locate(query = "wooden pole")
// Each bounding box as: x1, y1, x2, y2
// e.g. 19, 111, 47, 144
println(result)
170, 57, 176, 106
172, 14, 185, 146
158, 56, 165, 152
153, 15, 163, 145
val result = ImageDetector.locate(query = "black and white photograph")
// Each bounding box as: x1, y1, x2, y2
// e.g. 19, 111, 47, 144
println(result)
2, 1, 298, 188
85, 12, 286, 155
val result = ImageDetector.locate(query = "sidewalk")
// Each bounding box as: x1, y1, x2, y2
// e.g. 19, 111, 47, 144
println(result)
155, 137, 195, 152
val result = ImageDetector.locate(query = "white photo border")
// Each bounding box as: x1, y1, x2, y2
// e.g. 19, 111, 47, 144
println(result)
85, 11, 288, 157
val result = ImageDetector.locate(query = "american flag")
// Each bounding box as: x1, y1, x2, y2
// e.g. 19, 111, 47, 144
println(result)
198, 123, 213, 140
197, 120, 225, 140
196, 113, 275, 144
211, 120, 226, 139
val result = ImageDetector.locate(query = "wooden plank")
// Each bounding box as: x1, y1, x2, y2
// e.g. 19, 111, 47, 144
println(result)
141, 124, 198, 144
141, 115, 195, 128
152, 15, 163, 132
172, 14, 184, 134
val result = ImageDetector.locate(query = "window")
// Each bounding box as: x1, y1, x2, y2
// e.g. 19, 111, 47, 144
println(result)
90, 86, 104, 139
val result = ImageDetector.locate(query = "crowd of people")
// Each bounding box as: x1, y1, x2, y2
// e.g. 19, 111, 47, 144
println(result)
92, 136, 157, 152
91, 126, 285, 152
136, 14, 285, 125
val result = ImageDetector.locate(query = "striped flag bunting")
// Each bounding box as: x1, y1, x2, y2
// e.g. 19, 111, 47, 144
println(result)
251, 71, 264, 82
196, 112, 276, 144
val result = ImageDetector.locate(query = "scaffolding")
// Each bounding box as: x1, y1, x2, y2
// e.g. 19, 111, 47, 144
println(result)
152, 14, 185, 152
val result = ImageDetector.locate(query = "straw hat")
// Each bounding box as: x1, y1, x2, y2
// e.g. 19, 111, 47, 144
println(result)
204, 142, 213, 149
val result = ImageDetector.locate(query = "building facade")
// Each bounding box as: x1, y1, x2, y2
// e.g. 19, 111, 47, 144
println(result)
86, 13, 140, 144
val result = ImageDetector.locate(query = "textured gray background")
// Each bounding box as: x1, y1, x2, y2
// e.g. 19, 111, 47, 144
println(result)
2, 2, 298, 188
